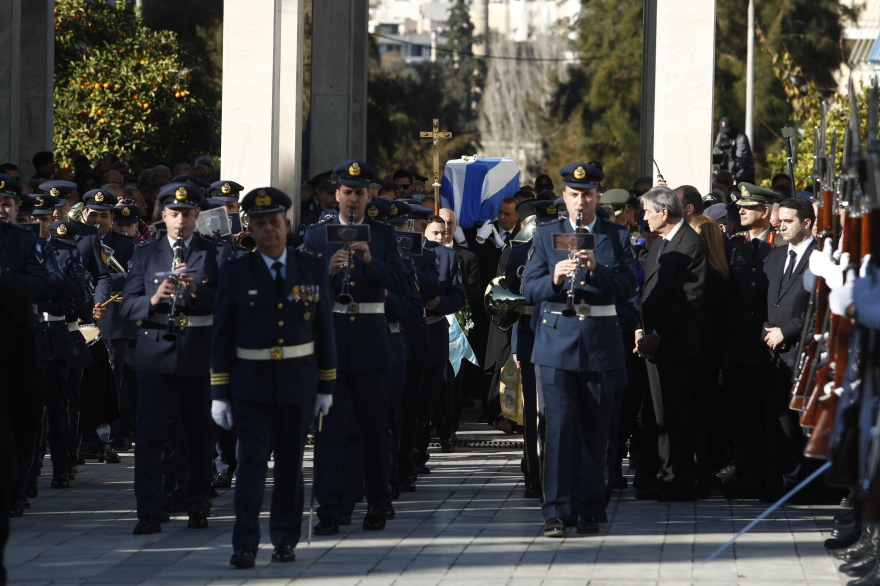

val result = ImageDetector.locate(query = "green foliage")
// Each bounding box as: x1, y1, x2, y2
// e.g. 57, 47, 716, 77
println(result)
54, 0, 218, 170
546, 0, 643, 187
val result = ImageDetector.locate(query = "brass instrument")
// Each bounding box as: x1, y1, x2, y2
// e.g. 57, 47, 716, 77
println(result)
484, 276, 528, 330
232, 230, 256, 251
561, 211, 585, 317
336, 210, 357, 308
101, 244, 128, 274
163, 231, 187, 341
68, 201, 86, 223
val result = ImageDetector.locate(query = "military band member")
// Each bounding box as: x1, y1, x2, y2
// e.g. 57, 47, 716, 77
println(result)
121, 183, 225, 534
210, 187, 336, 569
522, 163, 637, 538
303, 160, 411, 535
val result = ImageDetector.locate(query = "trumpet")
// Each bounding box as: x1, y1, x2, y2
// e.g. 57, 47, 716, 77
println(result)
336, 210, 357, 309
561, 211, 585, 318
163, 230, 187, 341
101, 244, 128, 274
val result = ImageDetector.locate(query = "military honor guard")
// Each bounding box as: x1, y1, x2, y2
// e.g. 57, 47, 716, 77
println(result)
522, 163, 637, 537
121, 182, 226, 534
303, 160, 411, 534
209, 187, 336, 568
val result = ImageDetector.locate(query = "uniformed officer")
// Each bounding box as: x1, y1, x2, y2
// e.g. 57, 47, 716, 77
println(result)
522, 163, 637, 537
303, 160, 411, 534
209, 187, 336, 569
207, 180, 244, 216
599, 189, 633, 226
721, 182, 783, 500
121, 182, 226, 534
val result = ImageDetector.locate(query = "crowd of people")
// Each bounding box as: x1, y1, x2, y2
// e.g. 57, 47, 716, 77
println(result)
0, 141, 878, 579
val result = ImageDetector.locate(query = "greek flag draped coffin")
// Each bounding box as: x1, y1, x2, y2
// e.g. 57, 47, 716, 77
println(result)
440, 158, 520, 228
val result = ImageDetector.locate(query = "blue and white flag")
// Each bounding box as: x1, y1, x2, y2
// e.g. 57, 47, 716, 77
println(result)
440, 158, 520, 228
447, 314, 478, 375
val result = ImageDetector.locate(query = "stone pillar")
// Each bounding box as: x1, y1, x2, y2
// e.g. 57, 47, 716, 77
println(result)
221, 0, 305, 224
0, 0, 53, 173
651, 0, 716, 191
309, 0, 367, 176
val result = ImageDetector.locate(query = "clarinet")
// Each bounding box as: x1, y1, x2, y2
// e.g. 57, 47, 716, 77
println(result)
162, 231, 187, 341
336, 210, 357, 308
561, 211, 585, 318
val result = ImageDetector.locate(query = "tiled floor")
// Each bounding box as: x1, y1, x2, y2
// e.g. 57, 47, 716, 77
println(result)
5, 447, 848, 585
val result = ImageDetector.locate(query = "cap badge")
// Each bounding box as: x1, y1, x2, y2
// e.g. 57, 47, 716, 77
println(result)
255, 189, 271, 207
221, 183, 231, 194
546, 205, 556, 215
94, 191, 105, 203
0, 181, 5, 189
349, 162, 361, 177
122, 206, 131, 217
57, 224, 68, 236
390, 204, 398, 216
50, 187, 59, 197
573, 166, 586, 180
367, 204, 378, 218
36, 196, 44, 207
175, 187, 187, 200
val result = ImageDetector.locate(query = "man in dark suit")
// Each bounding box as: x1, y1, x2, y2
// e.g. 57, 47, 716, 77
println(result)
211, 187, 336, 569
635, 185, 707, 502
761, 197, 815, 497
121, 182, 226, 534
523, 163, 637, 537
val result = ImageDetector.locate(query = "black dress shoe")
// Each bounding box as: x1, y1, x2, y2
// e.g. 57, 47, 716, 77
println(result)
544, 517, 566, 538
416, 465, 431, 475
398, 477, 416, 492
25, 481, 38, 499
187, 509, 209, 529
836, 510, 858, 529
576, 516, 600, 534
842, 494, 856, 508
103, 447, 121, 464
363, 508, 386, 531
9, 501, 23, 518
83, 447, 102, 460
635, 480, 668, 501
848, 561, 880, 585
51, 476, 69, 489
440, 438, 455, 453
834, 525, 877, 561
271, 544, 296, 563
658, 484, 698, 502
67, 467, 76, 481
524, 484, 542, 499
826, 526, 863, 550
230, 546, 256, 569
159, 509, 171, 523
340, 513, 352, 526
213, 472, 233, 489
836, 524, 860, 538
314, 518, 340, 535
381, 504, 395, 520
841, 551, 879, 577
133, 517, 162, 535
632, 472, 657, 490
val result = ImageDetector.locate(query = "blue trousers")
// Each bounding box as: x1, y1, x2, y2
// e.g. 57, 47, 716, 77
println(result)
540, 366, 615, 520
232, 399, 310, 551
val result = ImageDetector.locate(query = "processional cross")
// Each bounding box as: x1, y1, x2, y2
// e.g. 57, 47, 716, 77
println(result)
419, 118, 452, 215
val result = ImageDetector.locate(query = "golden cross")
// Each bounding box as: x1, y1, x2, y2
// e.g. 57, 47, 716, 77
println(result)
420, 118, 452, 215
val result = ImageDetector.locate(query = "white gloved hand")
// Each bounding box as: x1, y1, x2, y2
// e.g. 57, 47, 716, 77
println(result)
808, 239, 834, 279
862, 254, 873, 278
475, 222, 495, 243
829, 270, 857, 317
454, 225, 468, 247
211, 399, 234, 430
314, 394, 333, 418
825, 252, 850, 290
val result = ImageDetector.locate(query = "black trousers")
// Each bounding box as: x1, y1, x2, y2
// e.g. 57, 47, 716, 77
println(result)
66, 367, 83, 467
646, 358, 698, 486
397, 360, 425, 481
415, 362, 447, 466
520, 359, 541, 486
134, 372, 211, 519
729, 363, 781, 489
44, 359, 71, 477
232, 399, 310, 551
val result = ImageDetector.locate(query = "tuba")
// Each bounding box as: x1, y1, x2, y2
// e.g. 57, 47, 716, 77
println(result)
484, 275, 528, 330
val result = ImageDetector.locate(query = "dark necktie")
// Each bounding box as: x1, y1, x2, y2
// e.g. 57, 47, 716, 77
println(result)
750, 238, 761, 257
779, 249, 797, 293
272, 261, 284, 295
502, 232, 510, 246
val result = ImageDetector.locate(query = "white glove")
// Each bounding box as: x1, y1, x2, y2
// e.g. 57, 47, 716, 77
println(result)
475, 222, 494, 243
862, 254, 873, 278
454, 225, 468, 247
314, 394, 333, 418
808, 239, 834, 279
803, 268, 817, 292
829, 270, 857, 317
825, 252, 850, 290
211, 399, 234, 430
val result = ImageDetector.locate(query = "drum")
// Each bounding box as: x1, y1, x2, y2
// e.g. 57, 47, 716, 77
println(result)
79, 325, 103, 347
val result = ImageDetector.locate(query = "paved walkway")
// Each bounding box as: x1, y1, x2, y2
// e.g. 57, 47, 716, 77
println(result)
7, 446, 848, 586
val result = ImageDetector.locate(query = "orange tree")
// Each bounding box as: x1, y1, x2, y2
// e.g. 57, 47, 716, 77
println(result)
54, 0, 218, 171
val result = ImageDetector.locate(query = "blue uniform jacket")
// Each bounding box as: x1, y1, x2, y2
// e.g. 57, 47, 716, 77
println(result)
0, 221, 54, 303
402, 250, 437, 361
210, 247, 336, 405
75, 233, 112, 306
424, 241, 465, 366
98, 231, 137, 340
506, 242, 534, 359
523, 216, 637, 372
302, 216, 411, 373
120, 233, 224, 376
37, 238, 74, 361
53, 237, 94, 368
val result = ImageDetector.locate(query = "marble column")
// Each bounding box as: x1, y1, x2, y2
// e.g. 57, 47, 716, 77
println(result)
309, 0, 367, 176
0, 0, 53, 172
221, 0, 305, 223
651, 0, 716, 191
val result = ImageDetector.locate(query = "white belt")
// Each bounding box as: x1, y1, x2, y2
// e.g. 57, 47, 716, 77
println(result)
387, 322, 401, 334
67, 322, 80, 332
332, 302, 385, 315
42, 313, 66, 322
235, 342, 314, 361
147, 314, 213, 327
545, 302, 617, 317
521, 306, 534, 315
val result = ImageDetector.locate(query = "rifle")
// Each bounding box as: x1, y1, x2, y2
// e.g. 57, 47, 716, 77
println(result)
782, 126, 798, 191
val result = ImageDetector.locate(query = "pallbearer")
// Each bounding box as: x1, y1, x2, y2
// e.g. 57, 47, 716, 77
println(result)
303, 160, 411, 535
210, 187, 336, 569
